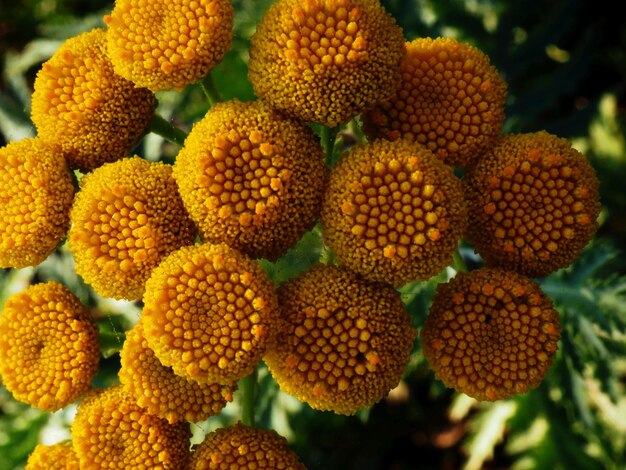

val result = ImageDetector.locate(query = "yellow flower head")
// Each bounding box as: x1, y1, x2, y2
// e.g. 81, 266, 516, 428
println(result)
422, 268, 561, 401
142, 243, 279, 385
264, 264, 416, 415
188, 422, 306, 469
174, 100, 327, 260
0, 282, 99, 411
248, 0, 405, 126
363, 37, 507, 167
71, 385, 191, 469
26, 442, 79, 470
0, 138, 74, 268
104, 0, 233, 91
119, 320, 234, 424
321, 138, 467, 286
464, 131, 600, 277
31, 28, 156, 172
68, 157, 196, 300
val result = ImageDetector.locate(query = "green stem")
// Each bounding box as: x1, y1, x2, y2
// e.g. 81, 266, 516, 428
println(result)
321, 125, 339, 166
148, 114, 188, 146
199, 72, 223, 106
239, 368, 258, 427
452, 250, 468, 273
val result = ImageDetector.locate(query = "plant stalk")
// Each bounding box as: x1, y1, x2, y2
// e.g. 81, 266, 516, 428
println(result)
239, 368, 258, 427
148, 114, 188, 146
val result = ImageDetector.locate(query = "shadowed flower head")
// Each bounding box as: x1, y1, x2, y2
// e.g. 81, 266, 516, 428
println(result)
188, 422, 306, 469
464, 131, 601, 277
0, 282, 99, 411
142, 243, 279, 385
31, 28, 156, 172
0, 138, 74, 269
248, 0, 405, 126
321, 138, 467, 286
119, 320, 234, 424
174, 99, 327, 260
264, 264, 416, 415
104, 0, 233, 91
422, 268, 561, 401
68, 157, 196, 300
363, 37, 507, 167
26, 442, 79, 470
71, 385, 191, 469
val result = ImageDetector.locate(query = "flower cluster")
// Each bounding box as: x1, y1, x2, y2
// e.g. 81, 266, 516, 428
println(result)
25, 441, 79, 470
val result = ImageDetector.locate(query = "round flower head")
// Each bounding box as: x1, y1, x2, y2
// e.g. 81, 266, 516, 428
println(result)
321, 138, 467, 286
188, 422, 306, 470
142, 243, 279, 385
248, 0, 405, 126
71, 385, 191, 469
464, 131, 600, 277
26, 442, 79, 470
363, 37, 507, 167
68, 157, 196, 300
422, 268, 561, 401
0, 138, 74, 268
174, 100, 327, 260
104, 0, 233, 91
264, 264, 416, 415
31, 29, 156, 172
0, 282, 99, 411
119, 320, 234, 424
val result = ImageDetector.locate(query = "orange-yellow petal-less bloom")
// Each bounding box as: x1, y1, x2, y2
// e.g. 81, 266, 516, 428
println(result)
26, 442, 79, 470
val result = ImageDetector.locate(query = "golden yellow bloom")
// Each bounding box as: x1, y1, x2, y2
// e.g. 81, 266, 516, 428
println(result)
119, 320, 234, 424
71, 385, 191, 469
464, 131, 600, 277
363, 37, 507, 167
31, 28, 156, 172
321, 138, 467, 286
0, 282, 99, 411
104, 0, 233, 91
248, 0, 405, 126
68, 157, 196, 300
188, 422, 306, 469
174, 100, 327, 260
422, 268, 561, 401
142, 243, 279, 385
0, 138, 74, 268
264, 264, 416, 415
26, 442, 79, 470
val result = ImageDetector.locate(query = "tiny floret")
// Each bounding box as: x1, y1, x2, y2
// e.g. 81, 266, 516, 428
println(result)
26, 442, 79, 470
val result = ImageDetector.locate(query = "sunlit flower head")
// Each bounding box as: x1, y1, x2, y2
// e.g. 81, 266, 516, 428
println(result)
0, 282, 99, 411
422, 268, 561, 401
26, 442, 79, 470
142, 243, 279, 385
248, 0, 405, 126
71, 385, 191, 469
174, 99, 327, 260
104, 0, 233, 91
264, 264, 416, 415
464, 131, 601, 277
0, 138, 74, 269
68, 157, 196, 300
31, 29, 156, 172
321, 138, 467, 286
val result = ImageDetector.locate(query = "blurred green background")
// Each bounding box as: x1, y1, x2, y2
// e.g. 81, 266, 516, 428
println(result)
1, 0, 625, 469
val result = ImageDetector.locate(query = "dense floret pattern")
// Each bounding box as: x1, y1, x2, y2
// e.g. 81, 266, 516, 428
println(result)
25, 442, 80, 470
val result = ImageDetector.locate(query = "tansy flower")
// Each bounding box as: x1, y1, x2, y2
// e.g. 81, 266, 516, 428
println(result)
248, 0, 405, 127
31, 29, 156, 172
173, 100, 327, 260
0, 282, 99, 411
422, 268, 561, 401
464, 131, 600, 277
26, 442, 79, 470
321, 138, 467, 286
363, 37, 507, 167
0, 138, 74, 269
188, 422, 306, 469
71, 385, 191, 469
264, 264, 416, 415
104, 0, 233, 91
119, 319, 234, 424
68, 157, 196, 300
142, 243, 279, 385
